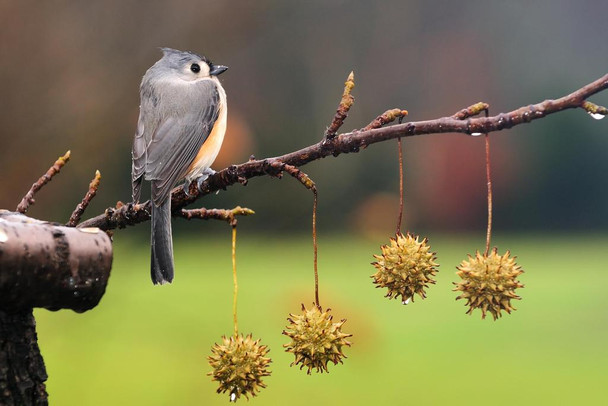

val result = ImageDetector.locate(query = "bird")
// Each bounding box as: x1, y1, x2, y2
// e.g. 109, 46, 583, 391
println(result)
131, 48, 228, 284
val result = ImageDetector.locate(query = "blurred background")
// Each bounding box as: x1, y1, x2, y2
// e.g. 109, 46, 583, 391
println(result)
1, 0, 607, 405
1, 0, 607, 233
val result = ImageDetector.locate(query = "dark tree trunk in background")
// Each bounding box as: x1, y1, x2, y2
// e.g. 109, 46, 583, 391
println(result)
0, 310, 48, 406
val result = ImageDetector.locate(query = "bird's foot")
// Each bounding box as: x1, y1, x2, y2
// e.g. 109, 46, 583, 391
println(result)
183, 169, 216, 196
203, 168, 216, 177
196, 169, 216, 192
182, 180, 193, 197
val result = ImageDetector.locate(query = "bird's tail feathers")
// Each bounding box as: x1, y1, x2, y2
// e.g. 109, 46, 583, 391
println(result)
151, 198, 174, 284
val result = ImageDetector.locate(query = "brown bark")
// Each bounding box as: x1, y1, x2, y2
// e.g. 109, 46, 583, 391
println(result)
0, 310, 48, 406
0, 211, 113, 313
0, 211, 113, 405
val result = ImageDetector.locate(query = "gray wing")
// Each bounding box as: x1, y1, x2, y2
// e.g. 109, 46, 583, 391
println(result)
132, 79, 220, 206
131, 111, 149, 203
132, 78, 160, 203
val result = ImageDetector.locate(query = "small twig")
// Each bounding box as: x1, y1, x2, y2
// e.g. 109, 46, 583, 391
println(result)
180, 206, 255, 227
325, 71, 355, 139
16, 150, 71, 214
270, 162, 316, 191
581, 100, 608, 118
452, 102, 490, 120
361, 108, 408, 131
67, 170, 101, 227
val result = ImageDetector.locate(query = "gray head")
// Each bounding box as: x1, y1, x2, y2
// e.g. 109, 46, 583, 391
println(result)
149, 48, 228, 82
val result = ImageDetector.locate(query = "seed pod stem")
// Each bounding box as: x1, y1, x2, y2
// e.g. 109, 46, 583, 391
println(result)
232, 224, 238, 337
484, 126, 493, 256
312, 188, 319, 307
396, 137, 404, 235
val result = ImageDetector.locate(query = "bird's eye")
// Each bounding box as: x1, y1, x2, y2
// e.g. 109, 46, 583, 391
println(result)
190, 63, 201, 73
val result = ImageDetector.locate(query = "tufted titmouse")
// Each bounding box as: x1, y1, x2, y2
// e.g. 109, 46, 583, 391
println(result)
131, 48, 228, 284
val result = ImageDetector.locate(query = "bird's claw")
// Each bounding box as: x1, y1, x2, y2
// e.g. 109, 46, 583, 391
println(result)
196, 169, 216, 192
182, 180, 193, 197
183, 169, 216, 196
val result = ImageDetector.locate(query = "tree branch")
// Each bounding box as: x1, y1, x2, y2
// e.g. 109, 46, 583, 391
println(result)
78, 73, 608, 231
0, 310, 48, 405
67, 170, 101, 227
180, 206, 255, 227
16, 151, 71, 214
0, 211, 112, 313
361, 108, 408, 131
325, 71, 355, 139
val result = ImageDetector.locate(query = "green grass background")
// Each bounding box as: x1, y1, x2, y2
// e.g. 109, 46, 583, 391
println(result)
34, 233, 608, 405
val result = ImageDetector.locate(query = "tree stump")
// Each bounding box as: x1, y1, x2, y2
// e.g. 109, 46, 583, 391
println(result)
0, 211, 113, 405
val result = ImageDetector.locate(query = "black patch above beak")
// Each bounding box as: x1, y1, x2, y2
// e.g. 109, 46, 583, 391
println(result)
209, 64, 228, 76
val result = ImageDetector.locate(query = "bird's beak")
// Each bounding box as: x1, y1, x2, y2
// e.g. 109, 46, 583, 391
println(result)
209, 64, 228, 76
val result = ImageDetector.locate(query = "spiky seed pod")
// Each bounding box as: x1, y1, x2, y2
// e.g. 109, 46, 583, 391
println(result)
283, 304, 352, 374
371, 232, 439, 304
208, 333, 271, 402
454, 248, 524, 320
